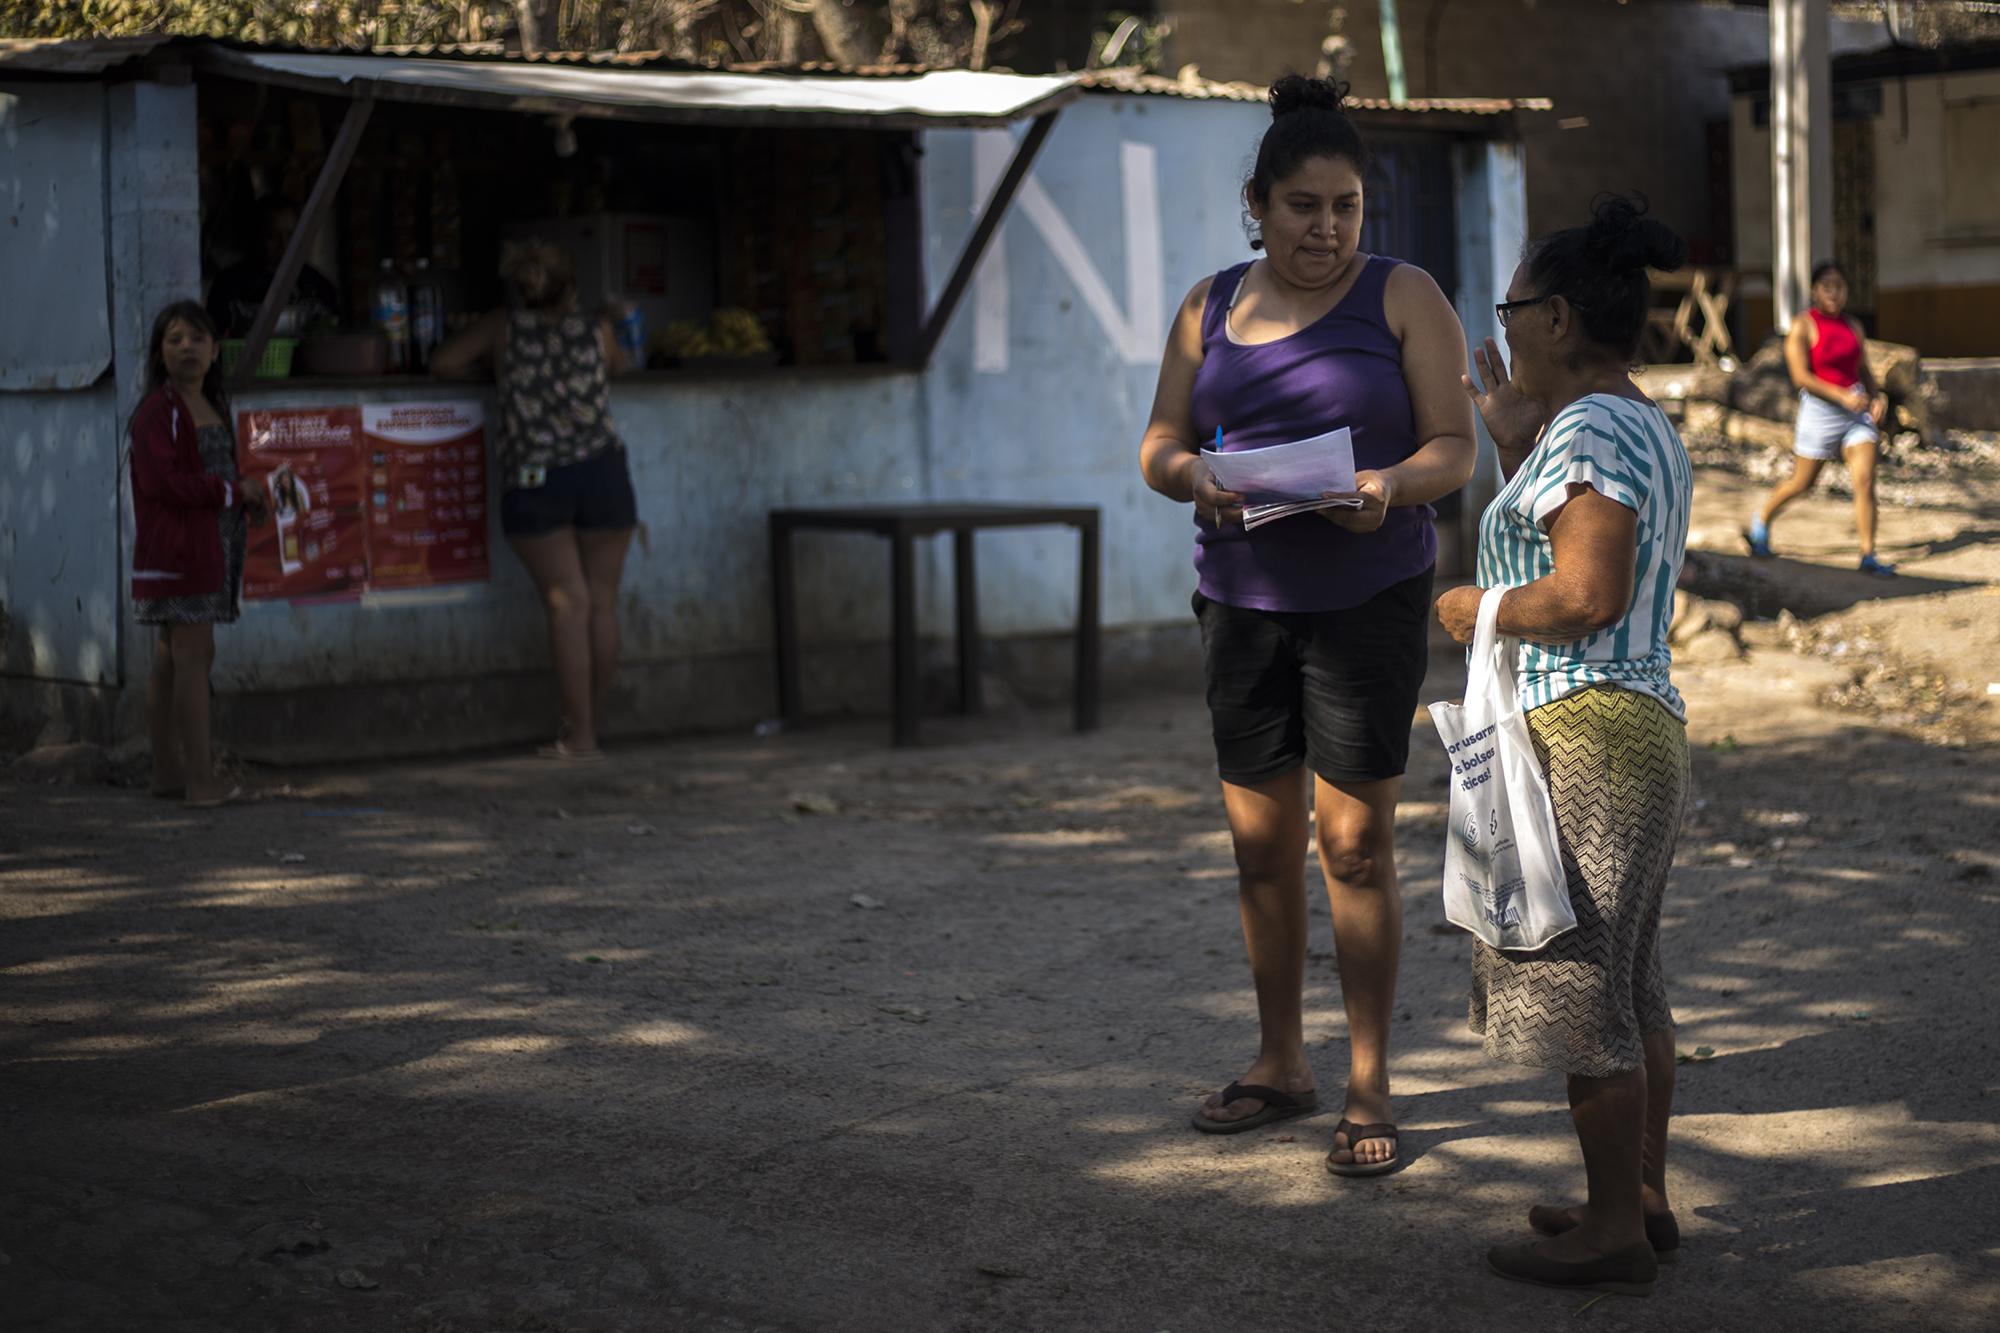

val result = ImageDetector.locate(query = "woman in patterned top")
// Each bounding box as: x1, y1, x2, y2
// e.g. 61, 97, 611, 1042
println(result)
1436, 195, 1692, 1298
129, 301, 269, 807
433, 240, 637, 761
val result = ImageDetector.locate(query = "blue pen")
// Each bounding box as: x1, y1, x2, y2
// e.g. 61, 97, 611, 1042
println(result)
1215, 425, 1223, 451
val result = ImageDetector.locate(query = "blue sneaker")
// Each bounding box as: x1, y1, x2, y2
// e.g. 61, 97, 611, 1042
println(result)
1744, 520, 1774, 558
1859, 554, 1898, 578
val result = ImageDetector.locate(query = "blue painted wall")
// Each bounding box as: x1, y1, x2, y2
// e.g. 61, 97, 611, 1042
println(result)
0, 386, 122, 688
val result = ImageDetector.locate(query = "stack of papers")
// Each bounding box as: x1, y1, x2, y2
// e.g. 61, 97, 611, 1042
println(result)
1201, 427, 1364, 530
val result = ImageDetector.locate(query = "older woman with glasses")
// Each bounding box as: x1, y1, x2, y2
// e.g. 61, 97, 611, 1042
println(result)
1437, 194, 1693, 1297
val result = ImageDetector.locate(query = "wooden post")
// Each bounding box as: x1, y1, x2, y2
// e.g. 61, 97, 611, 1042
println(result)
954, 527, 981, 714
770, 516, 801, 722
1770, 0, 1831, 331
891, 526, 920, 746
916, 109, 1059, 368
231, 90, 374, 389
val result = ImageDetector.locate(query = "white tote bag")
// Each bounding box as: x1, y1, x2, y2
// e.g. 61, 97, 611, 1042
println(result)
1428, 587, 1576, 951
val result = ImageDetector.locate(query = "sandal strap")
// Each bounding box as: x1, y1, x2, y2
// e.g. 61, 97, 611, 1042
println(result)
1220, 1081, 1309, 1110
1336, 1119, 1398, 1147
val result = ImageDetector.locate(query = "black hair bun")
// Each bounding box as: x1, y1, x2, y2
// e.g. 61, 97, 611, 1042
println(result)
1269, 74, 1349, 120
1585, 192, 1687, 274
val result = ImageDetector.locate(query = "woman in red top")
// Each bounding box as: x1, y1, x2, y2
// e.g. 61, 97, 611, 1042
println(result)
129, 301, 267, 806
1745, 261, 1895, 576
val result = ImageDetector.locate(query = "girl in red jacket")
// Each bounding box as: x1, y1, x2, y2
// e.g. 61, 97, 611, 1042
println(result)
130, 301, 266, 807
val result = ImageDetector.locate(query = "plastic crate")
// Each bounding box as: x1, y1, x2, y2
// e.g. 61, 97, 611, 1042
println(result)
220, 337, 297, 379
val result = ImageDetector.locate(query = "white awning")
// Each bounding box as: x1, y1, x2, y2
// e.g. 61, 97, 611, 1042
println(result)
199, 49, 1081, 130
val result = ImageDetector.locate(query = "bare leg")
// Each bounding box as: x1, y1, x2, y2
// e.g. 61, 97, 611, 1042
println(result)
1535, 1065, 1650, 1260
147, 628, 183, 795
509, 529, 596, 751
1539, 1026, 1676, 1230
1754, 454, 1826, 531
1197, 766, 1316, 1123
1639, 1026, 1675, 1215
171, 623, 223, 802
1846, 438, 1881, 558
1316, 774, 1404, 1166
576, 526, 635, 727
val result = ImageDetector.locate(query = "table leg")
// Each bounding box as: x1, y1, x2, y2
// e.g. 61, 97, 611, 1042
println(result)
770, 518, 800, 722
1073, 516, 1101, 732
891, 528, 919, 746
953, 527, 981, 715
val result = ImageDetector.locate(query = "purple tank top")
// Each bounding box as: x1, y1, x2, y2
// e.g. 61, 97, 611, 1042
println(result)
1188, 255, 1435, 612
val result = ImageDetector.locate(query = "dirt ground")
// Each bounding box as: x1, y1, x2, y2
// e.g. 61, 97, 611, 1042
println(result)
4, 445, 1999, 1333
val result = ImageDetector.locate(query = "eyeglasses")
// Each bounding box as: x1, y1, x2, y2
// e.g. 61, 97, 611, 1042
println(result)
1494, 294, 1553, 327
1494, 293, 1587, 327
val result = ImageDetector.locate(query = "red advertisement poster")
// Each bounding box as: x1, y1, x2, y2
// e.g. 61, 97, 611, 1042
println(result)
361, 402, 490, 590
236, 407, 368, 601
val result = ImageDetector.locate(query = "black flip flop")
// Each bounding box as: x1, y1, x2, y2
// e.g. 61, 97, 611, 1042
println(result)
1190, 1082, 1320, 1134
1325, 1118, 1404, 1176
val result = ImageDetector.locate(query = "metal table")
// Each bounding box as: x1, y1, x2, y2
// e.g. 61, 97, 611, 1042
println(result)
768, 503, 1102, 746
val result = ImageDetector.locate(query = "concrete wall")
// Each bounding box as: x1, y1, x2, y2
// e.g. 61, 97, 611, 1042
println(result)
0, 385, 124, 733
0, 82, 114, 391
1732, 67, 2000, 355
1158, 0, 1878, 257
923, 97, 1228, 644
0, 80, 196, 747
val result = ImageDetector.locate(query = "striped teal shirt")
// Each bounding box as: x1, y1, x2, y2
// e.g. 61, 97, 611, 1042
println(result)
1474, 393, 1692, 719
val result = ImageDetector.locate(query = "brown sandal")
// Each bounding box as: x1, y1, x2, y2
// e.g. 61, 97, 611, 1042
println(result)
1325, 1119, 1403, 1177
1190, 1082, 1320, 1134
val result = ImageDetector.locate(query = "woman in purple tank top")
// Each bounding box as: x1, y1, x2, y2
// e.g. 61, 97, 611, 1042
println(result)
1139, 75, 1477, 1173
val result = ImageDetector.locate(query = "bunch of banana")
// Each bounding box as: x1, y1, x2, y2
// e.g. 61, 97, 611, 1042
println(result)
660, 319, 713, 358
708, 308, 772, 356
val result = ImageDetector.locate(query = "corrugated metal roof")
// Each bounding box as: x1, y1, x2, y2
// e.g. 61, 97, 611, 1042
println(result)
1076, 66, 1550, 115
0, 36, 1544, 120
1727, 37, 2000, 90
203, 48, 1082, 129
0, 34, 178, 74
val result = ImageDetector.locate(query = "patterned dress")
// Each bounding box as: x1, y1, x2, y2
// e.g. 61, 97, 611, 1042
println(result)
498, 308, 621, 485
135, 424, 245, 626
1466, 393, 1693, 1077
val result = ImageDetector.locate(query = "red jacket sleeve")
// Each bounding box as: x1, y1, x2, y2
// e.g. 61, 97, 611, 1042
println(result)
131, 393, 233, 511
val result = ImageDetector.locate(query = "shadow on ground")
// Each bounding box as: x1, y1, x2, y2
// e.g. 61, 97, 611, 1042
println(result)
2, 683, 1997, 1331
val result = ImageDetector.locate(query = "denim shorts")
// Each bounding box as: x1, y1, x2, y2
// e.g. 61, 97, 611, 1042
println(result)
1794, 390, 1878, 461
500, 447, 637, 537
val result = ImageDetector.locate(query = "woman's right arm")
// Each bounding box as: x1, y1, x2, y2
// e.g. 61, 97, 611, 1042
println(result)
131, 398, 232, 511
430, 310, 504, 381
1786, 313, 1867, 411
1139, 279, 1243, 523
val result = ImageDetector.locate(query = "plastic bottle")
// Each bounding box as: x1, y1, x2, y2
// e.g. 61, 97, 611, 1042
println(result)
373, 258, 410, 372
410, 258, 442, 370
613, 297, 646, 369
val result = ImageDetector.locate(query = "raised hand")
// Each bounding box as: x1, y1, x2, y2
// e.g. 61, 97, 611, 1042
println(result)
1463, 337, 1547, 454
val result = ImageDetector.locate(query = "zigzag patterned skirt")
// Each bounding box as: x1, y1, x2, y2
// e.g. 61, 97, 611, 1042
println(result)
1468, 684, 1689, 1077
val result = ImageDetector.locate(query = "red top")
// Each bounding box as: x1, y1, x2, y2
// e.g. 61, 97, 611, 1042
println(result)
1806, 308, 1863, 389
130, 384, 236, 600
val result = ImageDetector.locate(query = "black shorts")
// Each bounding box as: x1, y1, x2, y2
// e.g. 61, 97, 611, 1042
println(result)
1193, 566, 1434, 787
500, 447, 638, 537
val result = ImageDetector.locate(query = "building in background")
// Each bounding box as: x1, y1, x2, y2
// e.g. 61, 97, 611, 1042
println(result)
1729, 38, 2000, 356
1152, 0, 1887, 265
